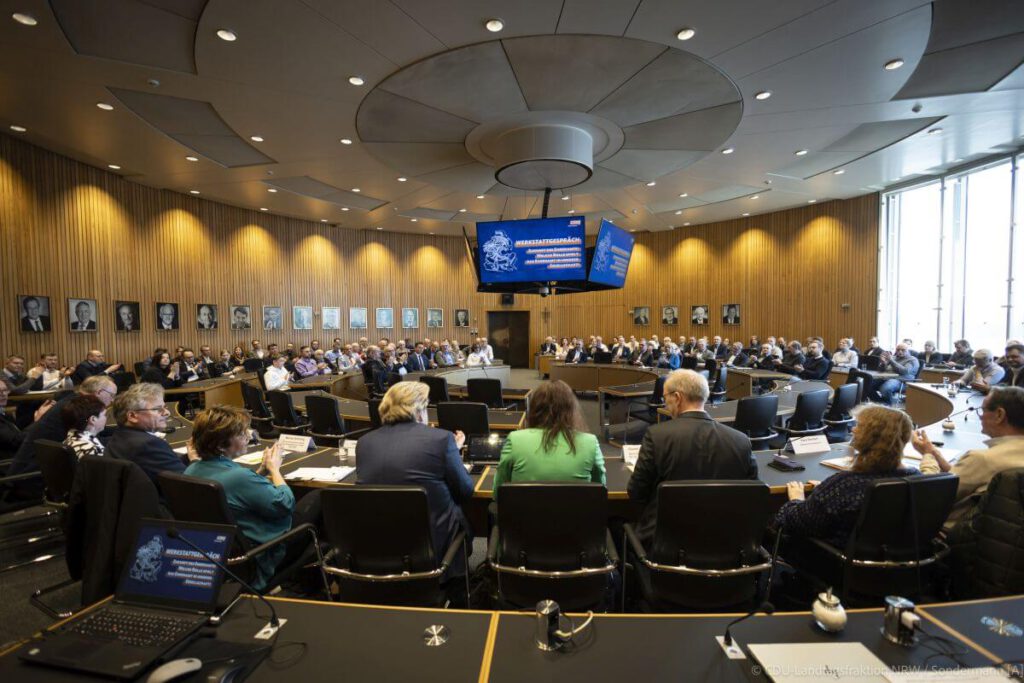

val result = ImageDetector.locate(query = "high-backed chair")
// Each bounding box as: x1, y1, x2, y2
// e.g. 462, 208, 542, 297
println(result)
861, 354, 884, 372
319, 486, 467, 607
467, 378, 514, 410
437, 402, 489, 437
367, 397, 383, 429
786, 473, 959, 604
488, 483, 618, 611
709, 365, 728, 404
26, 440, 79, 617
624, 481, 773, 611
848, 368, 876, 403
240, 382, 280, 438
243, 357, 265, 373
112, 372, 136, 393
420, 375, 449, 405
265, 390, 309, 435
305, 394, 371, 447
732, 394, 779, 448
824, 383, 859, 442
681, 356, 698, 370
133, 361, 146, 379
636, 375, 668, 424
775, 389, 830, 441
159, 472, 328, 596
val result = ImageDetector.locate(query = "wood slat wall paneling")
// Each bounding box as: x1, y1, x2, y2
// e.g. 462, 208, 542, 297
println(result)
1, 134, 879, 368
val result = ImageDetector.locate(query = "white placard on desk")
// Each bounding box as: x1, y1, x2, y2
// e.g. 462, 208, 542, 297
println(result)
789, 435, 831, 456
278, 434, 312, 452
622, 444, 641, 470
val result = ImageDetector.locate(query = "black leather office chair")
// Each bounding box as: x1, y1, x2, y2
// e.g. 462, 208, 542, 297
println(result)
159, 472, 328, 597
785, 473, 958, 604
824, 383, 859, 442
112, 372, 136, 393
243, 358, 265, 373
488, 483, 619, 611
319, 486, 467, 607
635, 374, 668, 424
437, 402, 489, 437
681, 356, 698, 370
861, 354, 884, 372
709, 365, 728, 404
367, 397, 383, 429
305, 395, 371, 447
848, 368, 876, 403
732, 394, 779, 447
775, 388, 830, 441
133, 361, 146, 379
420, 375, 449, 404
240, 382, 280, 438
26, 440, 79, 617
593, 351, 613, 364
467, 378, 514, 410
265, 390, 309, 434
624, 481, 773, 611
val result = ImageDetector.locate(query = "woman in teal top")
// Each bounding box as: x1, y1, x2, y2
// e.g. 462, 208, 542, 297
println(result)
493, 380, 606, 496
184, 405, 319, 591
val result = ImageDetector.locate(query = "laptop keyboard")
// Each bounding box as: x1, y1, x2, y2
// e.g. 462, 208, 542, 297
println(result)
68, 607, 197, 648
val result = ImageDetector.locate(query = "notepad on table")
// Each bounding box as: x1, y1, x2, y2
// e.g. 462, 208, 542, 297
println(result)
901, 441, 962, 464
821, 456, 921, 472
747, 642, 889, 682
232, 451, 265, 465
284, 466, 355, 482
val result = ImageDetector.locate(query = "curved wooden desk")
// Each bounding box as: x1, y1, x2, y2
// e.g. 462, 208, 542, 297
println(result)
904, 381, 956, 427
550, 362, 660, 392
291, 370, 368, 400
164, 375, 247, 408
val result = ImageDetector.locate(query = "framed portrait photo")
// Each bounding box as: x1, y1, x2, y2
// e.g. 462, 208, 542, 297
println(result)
196, 303, 218, 330
632, 306, 650, 325
691, 305, 710, 325
349, 307, 368, 329
722, 303, 741, 325
114, 300, 140, 332
293, 306, 313, 330
661, 305, 679, 326
322, 307, 341, 330
401, 307, 419, 329
454, 309, 470, 327
18, 294, 51, 333
262, 306, 282, 330
155, 302, 180, 331
230, 305, 252, 330
68, 297, 98, 332
375, 307, 394, 329
426, 308, 443, 327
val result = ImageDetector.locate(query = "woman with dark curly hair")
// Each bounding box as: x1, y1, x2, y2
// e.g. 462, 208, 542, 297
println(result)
773, 405, 919, 547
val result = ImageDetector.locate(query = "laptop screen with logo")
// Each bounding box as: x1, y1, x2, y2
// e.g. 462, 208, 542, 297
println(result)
115, 519, 235, 613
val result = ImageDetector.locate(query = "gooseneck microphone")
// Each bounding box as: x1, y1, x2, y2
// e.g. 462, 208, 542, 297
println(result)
723, 601, 775, 647
166, 527, 279, 628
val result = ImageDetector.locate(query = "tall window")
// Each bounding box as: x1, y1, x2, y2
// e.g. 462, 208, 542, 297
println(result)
879, 157, 1018, 354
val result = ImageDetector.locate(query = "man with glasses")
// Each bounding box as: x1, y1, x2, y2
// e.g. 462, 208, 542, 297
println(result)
106, 383, 197, 487
998, 343, 1024, 388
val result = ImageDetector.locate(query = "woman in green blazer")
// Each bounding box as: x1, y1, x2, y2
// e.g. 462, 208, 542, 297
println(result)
493, 380, 606, 496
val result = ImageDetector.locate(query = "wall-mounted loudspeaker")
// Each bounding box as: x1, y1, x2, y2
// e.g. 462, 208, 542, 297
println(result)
501, 294, 514, 305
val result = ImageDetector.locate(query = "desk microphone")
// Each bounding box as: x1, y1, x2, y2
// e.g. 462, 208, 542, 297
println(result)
166, 527, 279, 629
946, 406, 977, 422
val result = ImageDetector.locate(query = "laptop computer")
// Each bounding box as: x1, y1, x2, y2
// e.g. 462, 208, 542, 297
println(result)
466, 434, 507, 472
21, 518, 235, 680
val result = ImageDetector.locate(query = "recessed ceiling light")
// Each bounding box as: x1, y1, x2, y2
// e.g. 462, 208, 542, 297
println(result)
259, 207, 268, 211
754, 90, 772, 101
458, 208, 467, 213
476, 194, 485, 199
721, 147, 734, 155
429, 232, 434, 235
410, 218, 418, 222
561, 195, 569, 200
376, 226, 383, 230
12, 12, 37, 26
189, 190, 200, 195
339, 138, 352, 145
751, 195, 759, 200
674, 210, 683, 215
341, 207, 349, 211
884, 58, 904, 71
321, 219, 328, 223
683, 222, 690, 226
108, 164, 121, 170
396, 177, 407, 182
216, 29, 237, 42
794, 149, 808, 156
348, 76, 365, 86
678, 192, 688, 198
630, 229, 637, 233
267, 188, 277, 193
742, 212, 750, 217
807, 199, 817, 204
185, 155, 198, 162
96, 102, 114, 111
250, 135, 264, 142
485, 18, 504, 32
567, 209, 576, 214
927, 127, 942, 135
833, 169, 845, 175
351, 188, 360, 193
9, 125, 26, 132
676, 27, 696, 41
645, 181, 656, 187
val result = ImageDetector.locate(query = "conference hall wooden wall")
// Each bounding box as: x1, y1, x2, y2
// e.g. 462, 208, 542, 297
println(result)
1, 133, 879, 368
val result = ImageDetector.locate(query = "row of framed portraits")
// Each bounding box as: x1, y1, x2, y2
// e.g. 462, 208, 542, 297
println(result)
632, 304, 742, 326
15, 295, 472, 333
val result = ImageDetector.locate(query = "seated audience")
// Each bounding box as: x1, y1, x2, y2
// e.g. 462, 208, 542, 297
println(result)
690, 339, 715, 361
105, 383, 190, 487
2, 354, 35, 394
774, 341, 805, 374
956, 349, 1005, 394
26, 353, 74, 391
434, 341, 459, 368
831, 338, 859, 368
229, 346, 247, 367
72, 349, 122, 384
61, 394, 108, 458
774, 405, 918, 547
264, 354, 292, 391
466, 343, 491, 367
999, 343, 1024, 387
0, 377, 55, 460
946, 339, 974, 368
480, 337, 495, 361
356, 382, 474, 596
211, 349, 235, 377
873, 343, 921, 404
185, 405, 320, 590
564, 340, 589, 364
142, 352, 184, 389
708, 336, 727, 358
177, 347, 207, 382
864, 337, 885, 360
724, 341, 748, 367
405, 343, 429, 372
657, 343, 682, 370
628, 370, 757, 545
250, 340, 266, 359
918, 340, 944, 366
494, 380, 605, 494
294, 345, 326, 377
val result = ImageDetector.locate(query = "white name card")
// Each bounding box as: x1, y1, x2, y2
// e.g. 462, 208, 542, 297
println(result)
789, 435, 831, 456
622, 444, 641, 469
278, 434, 312, 452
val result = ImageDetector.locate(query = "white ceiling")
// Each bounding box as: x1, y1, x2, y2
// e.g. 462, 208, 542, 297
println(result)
0, 0, 1022, 235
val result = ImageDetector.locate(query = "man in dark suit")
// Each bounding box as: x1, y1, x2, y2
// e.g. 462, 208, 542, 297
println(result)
795, 341, 831, 380
71, 349, 123, 385
628, 369, 756, 545
724, 342, 749, 368
708, 335, 727, 359
564, 340, 589, 364
540, 337, 558, 355
105, 383, 191, 489
20, 296, 50, 332
404, 343, 429, 372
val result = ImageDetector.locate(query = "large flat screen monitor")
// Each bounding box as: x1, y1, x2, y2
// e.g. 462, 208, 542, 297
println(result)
587, 219, 634, 287
476, 216, 586, 284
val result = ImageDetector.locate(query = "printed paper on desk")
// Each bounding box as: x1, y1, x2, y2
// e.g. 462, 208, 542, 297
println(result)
901, 442, 962, 464
790, 435, 831, 456
277, 434, 312, 452
623, 445, 641, 470
747, 642, 889, 682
